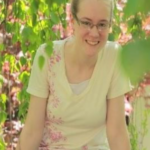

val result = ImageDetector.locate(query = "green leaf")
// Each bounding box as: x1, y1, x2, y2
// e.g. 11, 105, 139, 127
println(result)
19, 71, 30, 84
45, 41, 53, 57
0, 111, 7, 123
21, 26, 37, 53
12, 34, 18, 44
18, 100, 28, 120
0, 44, 5, 51
50, 12, 59, 24
120, 38, 150, 84
0, 94, 7, 103
12, 1, 26, 19
21, 26, 34, 40
6, 22, 13, 33
0, 136, 6, 150
124, 0, 150, 18
45, 0, 53, 6
20, 57, 27, 66
32, 13, 37, 26
38, 55, 45, 70
0, 75, 3, 83
30, 0, 40, 14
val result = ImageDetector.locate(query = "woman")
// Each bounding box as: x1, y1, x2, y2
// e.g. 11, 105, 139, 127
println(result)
16, 0, 131, 149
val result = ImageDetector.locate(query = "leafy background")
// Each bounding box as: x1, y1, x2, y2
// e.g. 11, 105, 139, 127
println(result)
0, 0, 150, 149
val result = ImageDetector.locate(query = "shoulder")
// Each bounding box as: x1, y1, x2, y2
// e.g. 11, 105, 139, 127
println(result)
100, 41, 122, 67
36, 38, 67, 57
105, 41, 121, 52
53, 39, 66, 47
53, 38, 67, 52
103, 41, 121, 59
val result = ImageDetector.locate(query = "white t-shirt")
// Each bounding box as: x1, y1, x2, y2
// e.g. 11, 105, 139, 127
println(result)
27, 37, 131, 150
70, 80, 90, 95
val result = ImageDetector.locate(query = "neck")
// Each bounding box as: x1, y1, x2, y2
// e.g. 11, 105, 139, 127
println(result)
65, 37, 98, 69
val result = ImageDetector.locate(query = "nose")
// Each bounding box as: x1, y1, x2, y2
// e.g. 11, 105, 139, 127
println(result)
89, 25, 100, 37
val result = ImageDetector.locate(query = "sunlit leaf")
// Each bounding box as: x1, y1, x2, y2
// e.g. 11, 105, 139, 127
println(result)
0, 138, 6, 150
0, 94, 7, 103
19, 71, 30, 83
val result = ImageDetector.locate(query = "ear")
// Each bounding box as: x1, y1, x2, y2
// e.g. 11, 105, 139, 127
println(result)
70, 13, 75, 24
69, 13, 75, 32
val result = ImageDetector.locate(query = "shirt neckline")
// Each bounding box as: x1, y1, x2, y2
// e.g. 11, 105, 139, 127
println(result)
60, 37, 104, 99
70, 79, 90, 86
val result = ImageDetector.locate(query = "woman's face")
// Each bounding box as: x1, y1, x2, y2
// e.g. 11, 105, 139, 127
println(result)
73, 0, 111, 57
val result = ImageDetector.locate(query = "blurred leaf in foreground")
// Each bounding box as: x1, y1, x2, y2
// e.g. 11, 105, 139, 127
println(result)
120, 38, 150, 85
124, 0, 150, 18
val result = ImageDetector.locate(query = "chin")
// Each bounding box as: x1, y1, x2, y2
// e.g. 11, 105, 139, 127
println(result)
84, 48, 99, 57
85, 42, 104, 56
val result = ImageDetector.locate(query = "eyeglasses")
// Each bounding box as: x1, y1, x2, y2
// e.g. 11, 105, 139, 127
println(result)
75, 15, 110, 32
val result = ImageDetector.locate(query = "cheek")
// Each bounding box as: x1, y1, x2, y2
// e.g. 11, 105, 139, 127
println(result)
100, 32, 109, 40
75, 29, 88, 41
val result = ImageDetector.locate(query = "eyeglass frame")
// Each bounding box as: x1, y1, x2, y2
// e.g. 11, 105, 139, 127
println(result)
74, 14, 111, 32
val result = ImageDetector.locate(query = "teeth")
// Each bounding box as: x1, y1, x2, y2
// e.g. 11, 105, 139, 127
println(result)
86, 40, 99, 45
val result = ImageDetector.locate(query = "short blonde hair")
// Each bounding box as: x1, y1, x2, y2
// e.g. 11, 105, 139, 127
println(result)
70, 0, 114, 22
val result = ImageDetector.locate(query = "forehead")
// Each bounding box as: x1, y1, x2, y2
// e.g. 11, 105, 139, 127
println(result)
77, 0, 111, 21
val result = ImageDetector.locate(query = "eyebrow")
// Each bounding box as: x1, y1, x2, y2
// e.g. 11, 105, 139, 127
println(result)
81, 17, 109, 23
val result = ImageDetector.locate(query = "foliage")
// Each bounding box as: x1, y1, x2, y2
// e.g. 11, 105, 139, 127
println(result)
128, 99, 150, 150
119, 0, 150, 149
120, 38, 150, 84
119, 0, 150, 85
0, 0, 150, 149
0, 0, 69, 149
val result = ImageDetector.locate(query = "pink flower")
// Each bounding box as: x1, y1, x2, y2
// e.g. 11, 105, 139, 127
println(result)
13, 121, 24, 131
66, 3, 71, 21
124, 98, 133, 116
65, 4, 74, 36
52, 3, 73, 38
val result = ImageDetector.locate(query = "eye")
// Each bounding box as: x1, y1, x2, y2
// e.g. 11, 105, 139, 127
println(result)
81, 21, 92, 27
98, 22, 108, 28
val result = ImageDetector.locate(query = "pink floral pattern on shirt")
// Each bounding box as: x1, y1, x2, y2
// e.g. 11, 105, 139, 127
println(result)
48, 48, 62, 108
39, 44, 89, 150
39, 48, 67, 150
82, 145, 88, 150
48, 50, 61, 78
49, 82, 60, 108
39, 108, 67, 149
39, 111, 67, 149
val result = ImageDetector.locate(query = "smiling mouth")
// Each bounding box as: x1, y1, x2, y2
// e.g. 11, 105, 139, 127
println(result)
86, 40, 100, 46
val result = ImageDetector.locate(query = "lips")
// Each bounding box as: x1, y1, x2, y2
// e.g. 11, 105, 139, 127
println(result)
86, 40, 100, 46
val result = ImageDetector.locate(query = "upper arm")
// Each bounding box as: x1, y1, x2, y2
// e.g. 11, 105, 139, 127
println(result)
24, 95, 47, 134
106, 95, 127, 135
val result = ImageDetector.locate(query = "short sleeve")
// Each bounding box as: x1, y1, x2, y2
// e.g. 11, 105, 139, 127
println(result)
26, 44, 50, 98
107, 45, 132, 99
